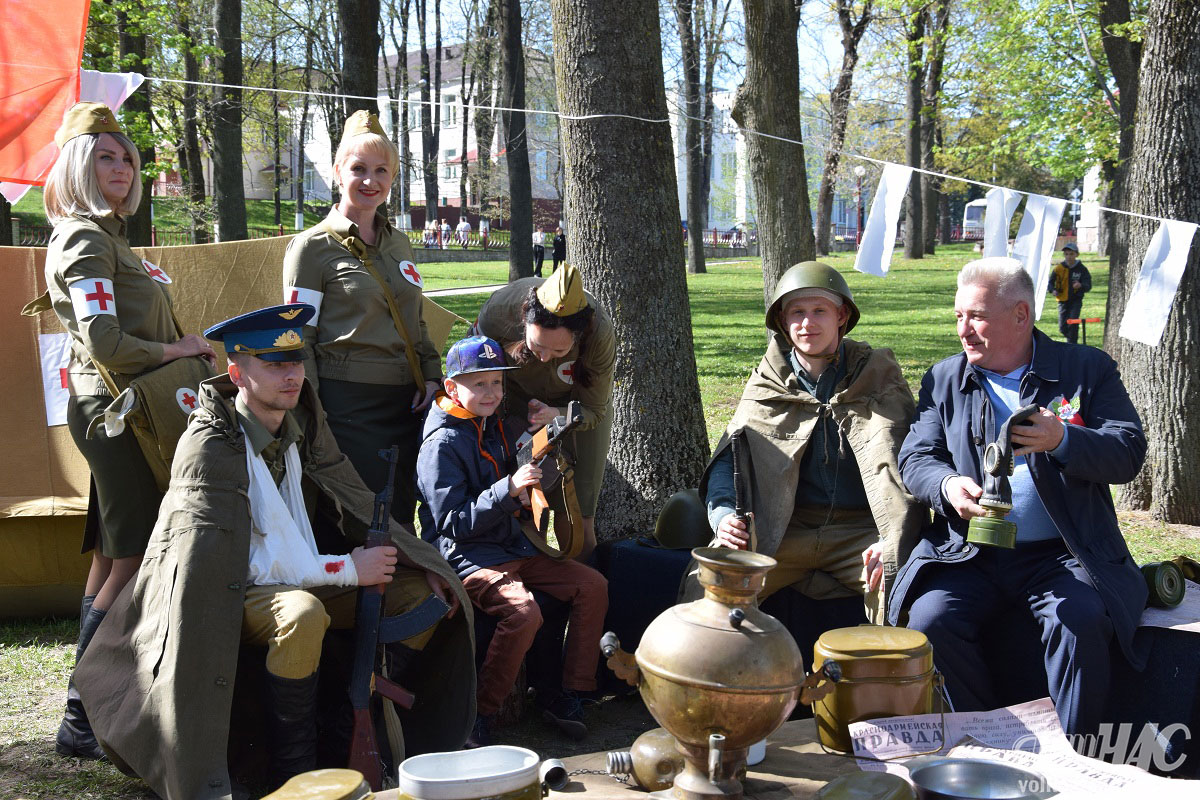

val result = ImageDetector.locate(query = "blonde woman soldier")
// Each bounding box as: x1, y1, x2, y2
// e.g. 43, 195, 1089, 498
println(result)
43, 102, 216, 759
283, 111, 442, 524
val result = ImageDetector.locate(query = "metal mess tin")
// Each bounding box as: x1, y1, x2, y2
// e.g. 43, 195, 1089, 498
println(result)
813, 626, 936, 753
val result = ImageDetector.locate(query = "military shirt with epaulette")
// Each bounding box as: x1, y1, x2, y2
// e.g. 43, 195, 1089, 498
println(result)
282, 208, 441, 389
45, 213, 179, 396
474, 277, 615, 430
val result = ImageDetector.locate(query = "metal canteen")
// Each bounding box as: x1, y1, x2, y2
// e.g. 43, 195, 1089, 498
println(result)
600, 547, 837, 800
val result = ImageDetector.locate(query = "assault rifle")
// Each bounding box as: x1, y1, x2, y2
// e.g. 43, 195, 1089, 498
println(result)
517, 400, 585, 559
347, 446, 449, 790
731, 430, 758, 551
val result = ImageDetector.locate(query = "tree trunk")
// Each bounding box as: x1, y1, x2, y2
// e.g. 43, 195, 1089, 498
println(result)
903, 3, 924, 260
180, 12, 208, 243
921, 0, 948, 254
1098, 0, 1141, 350
499, 0, 533, 279
339, 0, 383, 117
1107, 0, 1200, 523
271, 32, 282, 227
213, 0, 248, 241
731, 0, 815, 308
815, 0, 871, 256
416, 0, 442, 219
473, 0, 499, 218
674, 0, 706, 274
0, 196, 11, 246
117, 8, 154, 247
549, 0, 710, 538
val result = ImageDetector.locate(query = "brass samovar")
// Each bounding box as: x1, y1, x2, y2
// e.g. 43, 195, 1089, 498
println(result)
601, 548, 835, 800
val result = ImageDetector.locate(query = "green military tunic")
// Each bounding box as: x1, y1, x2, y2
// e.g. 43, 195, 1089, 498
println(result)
474, 278, 616, 515
46, 212, 179, 395
282, 207, 441, 390
45, 212, 179, 557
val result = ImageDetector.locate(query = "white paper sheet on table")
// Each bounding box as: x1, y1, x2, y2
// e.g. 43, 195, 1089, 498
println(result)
1118, 220, 1199, 347
854, 164, 913, 277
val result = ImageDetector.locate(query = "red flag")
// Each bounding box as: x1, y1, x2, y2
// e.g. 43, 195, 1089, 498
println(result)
0, 1, 92, 186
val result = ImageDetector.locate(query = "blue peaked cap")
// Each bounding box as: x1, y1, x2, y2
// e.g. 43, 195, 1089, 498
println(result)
204, 303, 315, 362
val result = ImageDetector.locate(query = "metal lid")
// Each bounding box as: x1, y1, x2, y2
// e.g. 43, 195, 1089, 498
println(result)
816, 625, 932, 658
816, 772, 917, 800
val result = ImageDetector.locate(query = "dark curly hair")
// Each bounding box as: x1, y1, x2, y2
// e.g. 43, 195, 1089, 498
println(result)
504, 287, 596, 387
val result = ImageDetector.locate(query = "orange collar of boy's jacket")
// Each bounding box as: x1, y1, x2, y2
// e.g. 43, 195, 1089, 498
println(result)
436, 391, 480, 420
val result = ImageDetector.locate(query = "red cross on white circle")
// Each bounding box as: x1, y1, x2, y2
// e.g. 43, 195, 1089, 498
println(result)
399, 260, 424, 288
176, 387, 199, 414
557, 360, 576, 385
141, 259, 171, 284
85, 281, 114, 310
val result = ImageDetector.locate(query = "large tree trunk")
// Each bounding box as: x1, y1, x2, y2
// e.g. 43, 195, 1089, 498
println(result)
903, 3, 924, 260
117, 8, 154, 247
473, 1, 499, 219
549, 0, 709, 538
416, 0, 442, 220
0, 197, 11, 246
674, 0, 706, 274
212, 0, 248, 241
815, 0, 871, 256
1099, 0, 1142, 347
921, 0, 948, 254
732, 0, 816, 308
180, 13, 208, 243
499, 0, 533, 279
1107, 0, 1200, 523
339, 0, 383, 117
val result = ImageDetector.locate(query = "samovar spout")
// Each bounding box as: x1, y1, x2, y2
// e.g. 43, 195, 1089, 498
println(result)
706, 734, 725, 784
600, 631, 641, 686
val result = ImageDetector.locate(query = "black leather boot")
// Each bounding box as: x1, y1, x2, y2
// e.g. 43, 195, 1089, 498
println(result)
56, 597, 108, 760
265, 671, 320, 788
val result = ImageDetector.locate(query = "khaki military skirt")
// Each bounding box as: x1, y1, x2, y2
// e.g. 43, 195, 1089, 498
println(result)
66, 395, 163, 559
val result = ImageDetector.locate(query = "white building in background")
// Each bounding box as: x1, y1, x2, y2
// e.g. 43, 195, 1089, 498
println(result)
1075, 165, 1102, 253
301, 44, 563, 229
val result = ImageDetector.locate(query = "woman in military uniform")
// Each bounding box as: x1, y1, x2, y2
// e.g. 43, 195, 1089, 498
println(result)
43, 103, 216, 759
282, 111, 442, 524
474, 264, 616, 559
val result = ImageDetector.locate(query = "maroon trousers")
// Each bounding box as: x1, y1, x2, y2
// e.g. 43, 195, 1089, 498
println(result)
462, 554, 608, 715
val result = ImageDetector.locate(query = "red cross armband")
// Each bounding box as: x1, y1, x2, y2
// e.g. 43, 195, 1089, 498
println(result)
69, 278, 117, 320
284, 286, 324, 325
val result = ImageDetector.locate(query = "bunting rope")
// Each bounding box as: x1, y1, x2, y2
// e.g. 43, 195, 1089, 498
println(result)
47, 71, 1188, 229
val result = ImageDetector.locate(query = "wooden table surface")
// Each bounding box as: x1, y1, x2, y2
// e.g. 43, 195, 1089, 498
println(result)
377, 719, 858, 799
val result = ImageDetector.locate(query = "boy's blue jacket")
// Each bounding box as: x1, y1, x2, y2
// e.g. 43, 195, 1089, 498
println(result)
417, 393, 538, 578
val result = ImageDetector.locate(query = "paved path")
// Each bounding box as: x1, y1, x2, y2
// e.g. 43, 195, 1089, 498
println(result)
425, 283, 506, 297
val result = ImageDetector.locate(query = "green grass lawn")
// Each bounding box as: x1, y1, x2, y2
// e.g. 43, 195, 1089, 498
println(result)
2, 245, 1190, 799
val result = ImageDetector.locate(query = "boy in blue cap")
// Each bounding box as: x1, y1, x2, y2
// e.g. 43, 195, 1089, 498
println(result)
75, 304, 476, 798
416, 336, 608, 747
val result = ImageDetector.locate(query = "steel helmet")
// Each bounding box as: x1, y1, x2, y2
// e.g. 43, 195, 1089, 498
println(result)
766, 261, 860, 338
652, 489, 713, 549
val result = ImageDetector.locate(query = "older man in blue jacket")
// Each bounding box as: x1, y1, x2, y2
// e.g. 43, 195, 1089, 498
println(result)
889, 257, 1147, 736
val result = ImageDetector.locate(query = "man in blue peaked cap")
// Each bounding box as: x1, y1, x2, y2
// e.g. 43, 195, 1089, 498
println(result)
76, 304, 477, 799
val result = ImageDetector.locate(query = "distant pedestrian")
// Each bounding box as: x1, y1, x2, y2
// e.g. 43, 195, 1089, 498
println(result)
552, 226, 566, 272
533, 228, 545, 276
441, 218, 452, 249
1047, 242, 1091, 344
456, 217, 472, 249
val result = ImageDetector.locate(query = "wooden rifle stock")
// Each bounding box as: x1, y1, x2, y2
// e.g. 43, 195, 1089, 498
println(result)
519, 401, 584, 532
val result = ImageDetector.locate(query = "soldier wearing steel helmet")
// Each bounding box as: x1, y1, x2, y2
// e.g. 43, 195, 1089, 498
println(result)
686, 262, 924, 622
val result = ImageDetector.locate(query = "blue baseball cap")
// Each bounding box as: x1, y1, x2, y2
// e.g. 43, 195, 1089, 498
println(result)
445, 336, 518, 378
204, 303, 315, 362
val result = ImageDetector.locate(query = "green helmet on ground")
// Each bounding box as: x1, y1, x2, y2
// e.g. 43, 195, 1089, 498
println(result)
652, 488, 713, 549
765, 261, 860, 338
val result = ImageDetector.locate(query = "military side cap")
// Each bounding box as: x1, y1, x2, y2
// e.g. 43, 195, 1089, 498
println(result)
341, 109, 387, 144
446, 335, 518, 378
536, 263, 588, 316
55, 102, 123, 148
204, 303, 315, 361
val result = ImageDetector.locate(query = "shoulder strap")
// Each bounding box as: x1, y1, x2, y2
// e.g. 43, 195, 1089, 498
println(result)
320, 222, 427, 402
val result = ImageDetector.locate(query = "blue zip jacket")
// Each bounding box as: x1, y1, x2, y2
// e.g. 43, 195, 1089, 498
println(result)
416, 394, 538, 578
888, 329, 1148, 666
